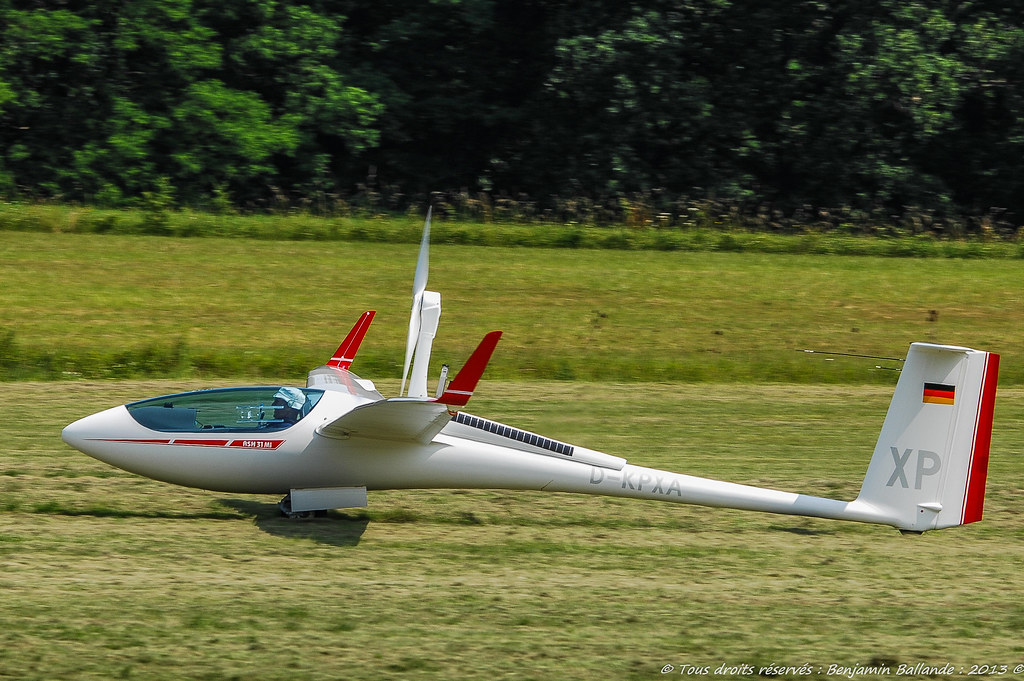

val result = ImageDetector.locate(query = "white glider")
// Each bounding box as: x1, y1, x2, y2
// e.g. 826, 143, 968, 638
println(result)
62, 217, 999, 533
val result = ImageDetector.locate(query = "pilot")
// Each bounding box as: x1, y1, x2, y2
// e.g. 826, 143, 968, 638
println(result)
271, 387, 306, 427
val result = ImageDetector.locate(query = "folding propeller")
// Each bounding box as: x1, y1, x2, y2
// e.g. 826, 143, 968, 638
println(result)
400, 208, 442, 397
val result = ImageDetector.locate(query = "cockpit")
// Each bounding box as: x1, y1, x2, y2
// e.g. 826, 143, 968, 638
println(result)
126, 387, 324, 433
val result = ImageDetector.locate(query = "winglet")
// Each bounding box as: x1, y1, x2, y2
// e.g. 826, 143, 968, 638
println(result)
326, 311, 376, 370
433, 331, 502, 407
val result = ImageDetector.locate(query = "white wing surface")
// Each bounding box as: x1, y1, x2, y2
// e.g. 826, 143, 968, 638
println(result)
318, 398, 452, 444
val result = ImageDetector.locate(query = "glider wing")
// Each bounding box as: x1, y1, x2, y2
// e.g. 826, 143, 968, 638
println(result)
318, 331, 503, 444
318, 398, 452, 444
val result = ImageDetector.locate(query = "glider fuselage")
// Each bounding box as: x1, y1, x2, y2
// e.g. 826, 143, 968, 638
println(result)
62, 381, 894, 528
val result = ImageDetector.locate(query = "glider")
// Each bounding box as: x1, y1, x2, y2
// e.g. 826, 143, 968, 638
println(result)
62, 212, 1000, 533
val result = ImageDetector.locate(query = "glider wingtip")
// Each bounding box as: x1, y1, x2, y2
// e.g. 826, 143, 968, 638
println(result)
433, 331, 503, 407
326, 310, 377, 369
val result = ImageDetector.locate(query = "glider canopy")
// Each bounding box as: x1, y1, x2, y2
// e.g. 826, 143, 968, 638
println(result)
127, 387, 324, 433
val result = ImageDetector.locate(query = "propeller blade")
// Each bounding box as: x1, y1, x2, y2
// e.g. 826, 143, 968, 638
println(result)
413, 207, 431, 297
400, 208, 433, 396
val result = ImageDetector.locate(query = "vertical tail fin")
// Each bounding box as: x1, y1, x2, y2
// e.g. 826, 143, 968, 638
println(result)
856, 343, 999, 532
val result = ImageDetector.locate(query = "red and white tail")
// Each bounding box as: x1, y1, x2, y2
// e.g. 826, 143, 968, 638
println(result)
856, 343, 999, 532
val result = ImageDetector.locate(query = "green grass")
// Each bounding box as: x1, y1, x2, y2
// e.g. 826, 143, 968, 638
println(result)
3, 232, 1023, 383
3, 225, 1023, 678
2, 202, 1023, 257
1, 380, 1023, 680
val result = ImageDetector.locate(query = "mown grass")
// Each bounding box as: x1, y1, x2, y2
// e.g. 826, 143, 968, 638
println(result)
4, 219, 1022, 679
2, 232, 1023, 384
2, 380, 1023, 680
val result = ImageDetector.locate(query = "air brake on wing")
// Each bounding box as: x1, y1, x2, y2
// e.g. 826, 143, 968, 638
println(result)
445, 412, 626, 470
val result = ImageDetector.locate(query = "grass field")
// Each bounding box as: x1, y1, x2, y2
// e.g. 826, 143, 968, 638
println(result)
2, 232, 1022, 383
1, 380, 1023, 680
4, 203, 1023, 258
2, 231, 1023, 679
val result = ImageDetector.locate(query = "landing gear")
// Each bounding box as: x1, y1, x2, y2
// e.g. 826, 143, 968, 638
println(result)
278, 494, 327, 520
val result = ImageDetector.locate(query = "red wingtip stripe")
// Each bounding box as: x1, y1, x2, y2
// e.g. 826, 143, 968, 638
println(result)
962, 352, 1000, 524
327, 311, 376, 369
434, 331, 502, 407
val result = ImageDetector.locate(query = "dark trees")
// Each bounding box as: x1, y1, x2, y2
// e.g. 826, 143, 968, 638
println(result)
2, 0, 1023, 223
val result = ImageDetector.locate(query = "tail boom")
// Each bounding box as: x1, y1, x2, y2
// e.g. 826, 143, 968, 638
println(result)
563, 463, 898, 526
425, 342, 999, 533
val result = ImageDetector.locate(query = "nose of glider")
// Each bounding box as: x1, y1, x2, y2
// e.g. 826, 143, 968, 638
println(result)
62, 412, 99, 453
61, 416, 90, 452
61, 406, 128, 459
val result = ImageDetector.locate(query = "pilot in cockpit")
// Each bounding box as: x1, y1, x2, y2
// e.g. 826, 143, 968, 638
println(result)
272, 387, 306, 427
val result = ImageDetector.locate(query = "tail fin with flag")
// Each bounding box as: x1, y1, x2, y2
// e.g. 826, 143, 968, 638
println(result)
856, 343, 999, 533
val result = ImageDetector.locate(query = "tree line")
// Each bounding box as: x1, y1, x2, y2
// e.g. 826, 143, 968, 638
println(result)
2, 0, 1023, 228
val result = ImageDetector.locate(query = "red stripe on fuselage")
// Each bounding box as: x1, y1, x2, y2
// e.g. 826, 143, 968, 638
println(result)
94, 438, 284, 450
172, 439, 230, 447
96, 438, 172, 444
962, 352, 1000, 524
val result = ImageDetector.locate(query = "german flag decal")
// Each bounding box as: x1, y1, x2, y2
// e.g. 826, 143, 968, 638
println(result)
923, 382, 956, 405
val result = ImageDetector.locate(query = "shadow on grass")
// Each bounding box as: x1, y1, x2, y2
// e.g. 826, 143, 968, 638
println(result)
219, 499, 370, 547
17, 499, 844, 539
22, 500, 246, 521
12, 499, 369, 545
767, 523, 838, 536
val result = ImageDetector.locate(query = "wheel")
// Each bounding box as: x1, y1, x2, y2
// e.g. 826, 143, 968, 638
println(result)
278, 494, 319, 520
